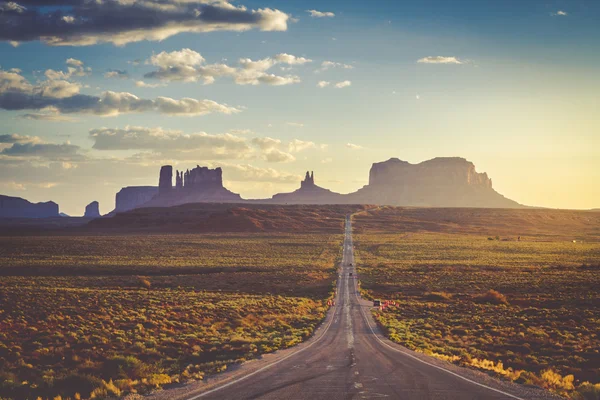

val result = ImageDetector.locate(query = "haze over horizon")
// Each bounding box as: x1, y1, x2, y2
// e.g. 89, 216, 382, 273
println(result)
1, 0, 598, 215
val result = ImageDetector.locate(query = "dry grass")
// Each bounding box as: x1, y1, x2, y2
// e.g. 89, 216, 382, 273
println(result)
353, 207, 600, 398
0, 230, 343, 399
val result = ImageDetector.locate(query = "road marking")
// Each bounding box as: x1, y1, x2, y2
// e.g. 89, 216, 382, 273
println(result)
345, 273, 354, 349
346, 220, 525, 400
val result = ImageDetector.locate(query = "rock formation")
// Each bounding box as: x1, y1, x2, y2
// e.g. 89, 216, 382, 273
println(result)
270, 171, 345, 204
108, 157, 524, 213
158, 165, 173, 195
0, 195, 59, 218
143, 165, 242, 207
346, 157, 521, 208
114, 186, 158, 213
84, 201, 101, 218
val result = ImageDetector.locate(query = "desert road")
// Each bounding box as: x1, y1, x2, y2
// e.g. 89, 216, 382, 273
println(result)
155, 216, 557, 400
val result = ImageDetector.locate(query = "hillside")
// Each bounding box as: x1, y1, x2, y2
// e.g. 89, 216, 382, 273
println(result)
353, 207, 600, 241
0, 195, 59, 218
86, 203, 370, 233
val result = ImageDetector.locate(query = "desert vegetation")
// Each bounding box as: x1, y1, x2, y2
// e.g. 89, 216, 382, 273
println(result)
353, 207, 600, 398
0, 231, 342, 399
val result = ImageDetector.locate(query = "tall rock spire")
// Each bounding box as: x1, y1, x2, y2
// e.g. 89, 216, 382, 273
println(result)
158, 165, 173, 195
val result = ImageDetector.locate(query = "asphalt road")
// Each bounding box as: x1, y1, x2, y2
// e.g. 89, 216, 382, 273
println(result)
160, 216, 556, 400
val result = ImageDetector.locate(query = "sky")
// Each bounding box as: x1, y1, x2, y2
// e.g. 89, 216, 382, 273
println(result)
0, 0, 598, 215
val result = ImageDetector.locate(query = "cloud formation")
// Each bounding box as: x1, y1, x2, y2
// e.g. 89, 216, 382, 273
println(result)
288, 139, 321, 153
104, 69, 129, 79
222, 163, 299, 183
90, 126, 250, 160
317, 81, 330, 88
319, 61, 354, 71
0, 69, 239, 116
262, 148, 295, 163
0, 133, 38, 143
251, 136, 281, 150
0, 134, 84, 161
19, 112, 77, 122
0, 1, 290, 46
346, 143, 362, 150
89, 126, 317, 163
144, 49, 311, 86
1, 141, 82, 160
307, 10, 335, 18
334, 80, 352, 88
417, 56, 463, 64
553, 10, 568, 16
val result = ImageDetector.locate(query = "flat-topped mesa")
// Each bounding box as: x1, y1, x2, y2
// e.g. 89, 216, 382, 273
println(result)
0, 195, 59, 218
145, 164, 241, 207
114, 186, 158, 213
180, 165, 224, 191
368, 157, 493, 189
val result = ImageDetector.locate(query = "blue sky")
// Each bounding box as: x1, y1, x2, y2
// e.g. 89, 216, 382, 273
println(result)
0, 0, 598, 215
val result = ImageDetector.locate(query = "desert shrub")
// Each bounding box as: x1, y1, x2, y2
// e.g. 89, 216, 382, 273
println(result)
474, 289, 509, 305
574, 382, 600, 400
103, 356, 152, 380
53, 374, 103, 399
138, 277, 151, 290
146, 374, 171, 387
541, 369, 575, 391
424, 292, 452, 302
89, 380, 121, 399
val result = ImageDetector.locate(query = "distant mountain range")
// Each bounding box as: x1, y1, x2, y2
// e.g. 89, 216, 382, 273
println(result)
116, 157, 523, 212
1, 157, 530, 219
0, 195, 59, 218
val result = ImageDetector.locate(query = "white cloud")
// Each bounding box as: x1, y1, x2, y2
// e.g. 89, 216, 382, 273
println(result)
262, 148, 295, 163
346, 143, 362, 150
335, 80, 352, 88
221, 163, 300, 183
90, 126, 253, 161
144, 49, 309, 86
229, 129, 253, 135
66, 58, 84, 67
321, 158, 333, 164
287, 139, 317, 153
319, 61, 354, 71
307, 10, 335, 18
0, 69, 239, 117
19, 113, 77, 122
286, 122, 304, 128
553, 10, 568, 16
135, 81, 165, 88
251, 136, 281, 150
317, 81, 330, 88
417, 56, 463, 64
273, 53, 312, 65
45, 59, 91, 80
104, 70, 129, 79
0, 181, 26, 191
